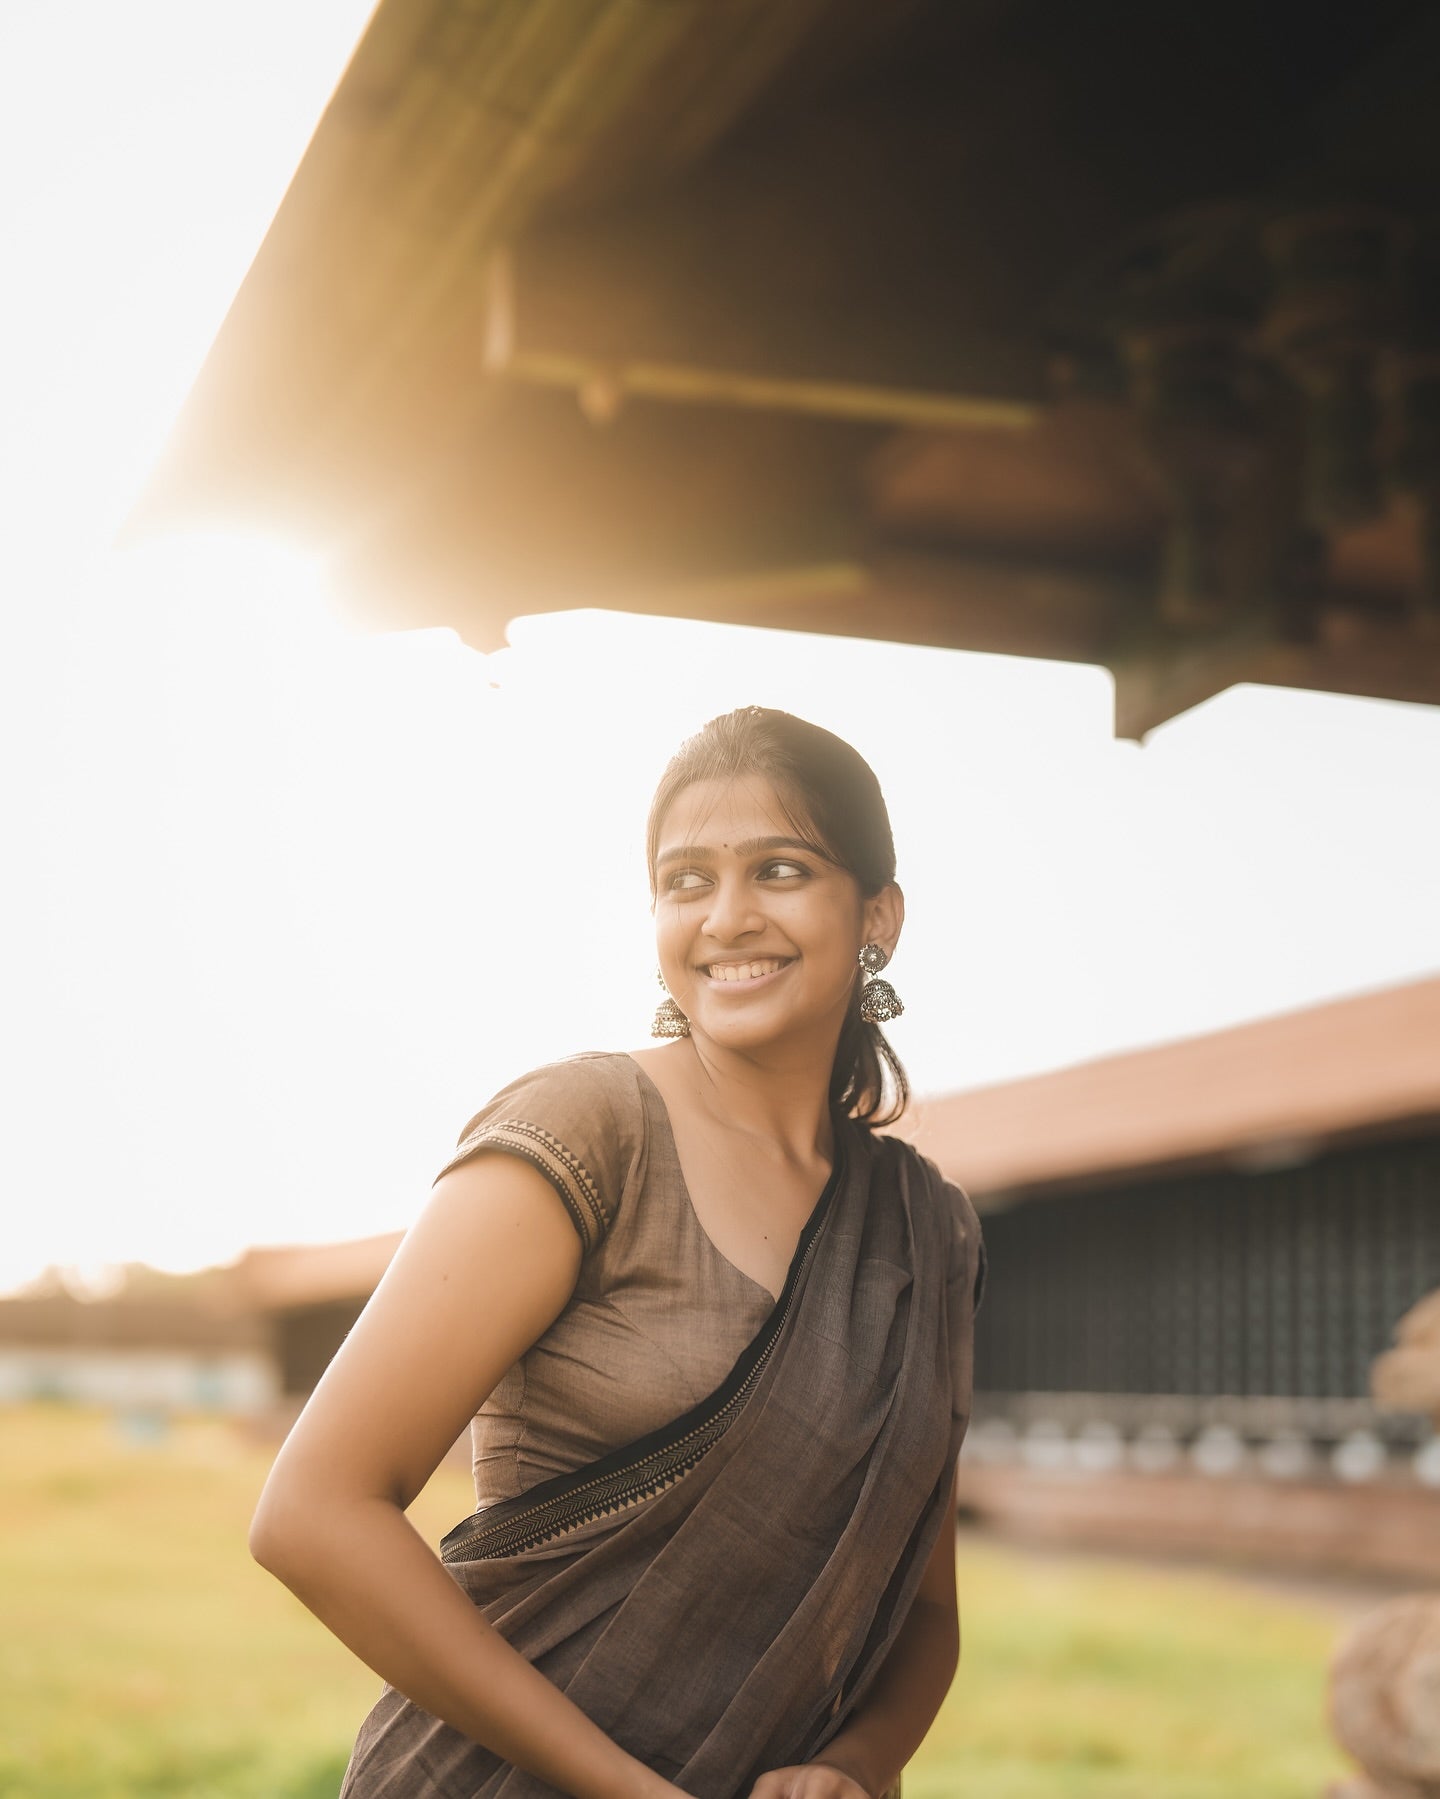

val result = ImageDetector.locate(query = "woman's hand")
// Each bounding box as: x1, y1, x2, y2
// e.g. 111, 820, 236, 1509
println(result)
747, 1763, 873, 1799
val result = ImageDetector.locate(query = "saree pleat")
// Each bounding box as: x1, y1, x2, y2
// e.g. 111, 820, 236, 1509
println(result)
339, 1121, 982, 1799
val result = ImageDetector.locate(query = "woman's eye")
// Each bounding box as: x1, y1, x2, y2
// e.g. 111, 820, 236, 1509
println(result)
666, 869, 708, 891
760, 860, 808, 880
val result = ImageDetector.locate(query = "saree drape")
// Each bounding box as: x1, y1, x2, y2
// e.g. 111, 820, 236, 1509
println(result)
339, 1116, 985, 1799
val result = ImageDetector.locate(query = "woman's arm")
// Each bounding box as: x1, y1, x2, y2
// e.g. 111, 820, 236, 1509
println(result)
249, 1154, 682, 1799
748, 1464, 962, 1799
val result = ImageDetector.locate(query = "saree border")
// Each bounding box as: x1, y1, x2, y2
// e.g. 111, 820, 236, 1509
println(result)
440, 1132, 849, 1565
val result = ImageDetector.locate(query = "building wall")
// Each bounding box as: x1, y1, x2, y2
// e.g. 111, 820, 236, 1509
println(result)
958, 1127, 1440, 1572
275, 1299, 367, 1395
972, 1126, 1440, 1460
0, 1348, 278, 1414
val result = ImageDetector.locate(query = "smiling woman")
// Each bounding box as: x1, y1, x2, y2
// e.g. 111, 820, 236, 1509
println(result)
249, 706, 987, 1799
647, 708, 911, 1130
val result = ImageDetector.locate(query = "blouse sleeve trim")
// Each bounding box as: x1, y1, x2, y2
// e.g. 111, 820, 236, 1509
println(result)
434, 1117, 611, 1254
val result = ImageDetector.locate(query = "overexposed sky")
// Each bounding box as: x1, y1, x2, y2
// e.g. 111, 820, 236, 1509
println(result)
1, 3, 1437, 1292
0, 0, 380, 564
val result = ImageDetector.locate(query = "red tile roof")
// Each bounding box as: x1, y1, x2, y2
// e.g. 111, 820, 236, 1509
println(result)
899, 975, 1440, 1203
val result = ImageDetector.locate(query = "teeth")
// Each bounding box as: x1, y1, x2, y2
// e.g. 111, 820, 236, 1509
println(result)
707, 959, 786, 982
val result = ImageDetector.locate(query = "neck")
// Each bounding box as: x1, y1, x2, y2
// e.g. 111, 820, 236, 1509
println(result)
677, 1028, 841, 1164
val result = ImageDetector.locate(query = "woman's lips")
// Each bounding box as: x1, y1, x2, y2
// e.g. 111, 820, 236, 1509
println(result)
699, 957, 795, 986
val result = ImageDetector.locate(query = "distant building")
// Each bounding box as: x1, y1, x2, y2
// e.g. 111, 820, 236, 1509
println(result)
231, 1233, 400, 1403
0, 1287, 277, 1414
904, 973, 1440, 1580
230, 1233, 467, 1460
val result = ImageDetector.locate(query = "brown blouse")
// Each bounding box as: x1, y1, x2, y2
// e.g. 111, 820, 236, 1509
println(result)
432, 1052, 780, 1508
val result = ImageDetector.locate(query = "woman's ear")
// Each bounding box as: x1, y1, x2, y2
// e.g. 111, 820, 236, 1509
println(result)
863, 882, 905, 962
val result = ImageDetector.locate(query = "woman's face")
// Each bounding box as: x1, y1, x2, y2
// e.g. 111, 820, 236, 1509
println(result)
652, 776, 902, 1059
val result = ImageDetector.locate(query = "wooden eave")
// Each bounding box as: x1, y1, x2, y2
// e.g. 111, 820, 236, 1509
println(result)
133, 0, 1440, 734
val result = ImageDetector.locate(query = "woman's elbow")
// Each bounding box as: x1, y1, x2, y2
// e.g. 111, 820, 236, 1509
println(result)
248, 1474, 316, 1581
248, 1490, 287, 1574
249, 1459, 397, 1588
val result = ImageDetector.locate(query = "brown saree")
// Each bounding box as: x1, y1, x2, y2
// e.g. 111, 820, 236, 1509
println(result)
339, 1110, 985, 1799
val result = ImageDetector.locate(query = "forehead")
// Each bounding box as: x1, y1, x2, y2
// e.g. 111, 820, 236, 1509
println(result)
656, 776, 811, 848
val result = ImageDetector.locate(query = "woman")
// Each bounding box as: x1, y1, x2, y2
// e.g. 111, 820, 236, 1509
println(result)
250, 706, 987, 1799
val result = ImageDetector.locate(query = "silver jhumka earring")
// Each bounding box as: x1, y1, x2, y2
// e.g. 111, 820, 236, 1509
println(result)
651, 968, 691, 1039
858, 943, 904, 1023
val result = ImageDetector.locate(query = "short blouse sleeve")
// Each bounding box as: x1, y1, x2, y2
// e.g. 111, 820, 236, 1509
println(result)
431, 1053, 642, 1257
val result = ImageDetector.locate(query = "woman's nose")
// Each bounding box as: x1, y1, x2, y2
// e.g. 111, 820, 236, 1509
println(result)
701, 875, 763, 941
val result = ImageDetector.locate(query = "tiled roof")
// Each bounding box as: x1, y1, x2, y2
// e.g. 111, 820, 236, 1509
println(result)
899, 975, 1440, 1204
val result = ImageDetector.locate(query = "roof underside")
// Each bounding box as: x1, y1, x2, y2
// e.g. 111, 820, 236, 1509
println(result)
138, 0, 1440, 736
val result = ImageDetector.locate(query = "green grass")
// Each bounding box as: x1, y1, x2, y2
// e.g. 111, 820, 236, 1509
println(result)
0, 1404, 467, 1799
909, 1538, 1351, 1799
0, 1405, 1351, 1797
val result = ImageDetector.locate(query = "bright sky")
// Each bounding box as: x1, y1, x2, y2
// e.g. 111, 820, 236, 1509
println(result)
2, 3, 1438, 1294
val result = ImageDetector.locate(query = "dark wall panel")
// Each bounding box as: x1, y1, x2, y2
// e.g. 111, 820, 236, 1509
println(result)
975, 1132, 1440, 1402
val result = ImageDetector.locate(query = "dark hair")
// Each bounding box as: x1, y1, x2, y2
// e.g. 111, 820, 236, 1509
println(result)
645, 706, 909, 1127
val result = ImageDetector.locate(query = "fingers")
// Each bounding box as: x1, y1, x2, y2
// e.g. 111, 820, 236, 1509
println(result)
746, 1766, 869, 1799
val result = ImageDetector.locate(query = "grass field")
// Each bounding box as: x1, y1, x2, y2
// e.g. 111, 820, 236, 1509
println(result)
0, 1404, 1354, 1798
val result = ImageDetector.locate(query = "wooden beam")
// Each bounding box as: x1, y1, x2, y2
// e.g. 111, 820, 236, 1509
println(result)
495, 345, 1040, 435
485, 248, 1040, 431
